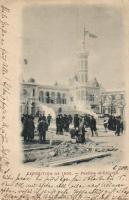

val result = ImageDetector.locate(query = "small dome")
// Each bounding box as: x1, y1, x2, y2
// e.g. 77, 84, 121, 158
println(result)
28, 78, 35, 83
54, 82, 58, 86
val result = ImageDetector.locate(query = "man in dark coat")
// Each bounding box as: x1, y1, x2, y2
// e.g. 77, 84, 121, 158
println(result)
68, 114, 73, 124
22, 115, 30, 143
90, 116, 97, 137
74, 114, 80, 129
80, 124, 86, 143
56, 115, 60, 134
59, 115, 63, 135
29, 116, 35, 142
38, 114, 42, 122
56, 114, 63, 135
47, 114, 52, 126
120, 118, 124, 134
63, 115, 69, 132
38, 113, 46, 122
115, 116, 121, 136
112, 116, 116, 131
108, 115, 114, 130
38, 119, 48, 143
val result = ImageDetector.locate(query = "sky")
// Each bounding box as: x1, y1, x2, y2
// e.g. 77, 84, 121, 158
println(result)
22, 4, 125, 90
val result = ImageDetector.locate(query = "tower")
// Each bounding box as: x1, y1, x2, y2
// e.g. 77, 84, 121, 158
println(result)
76, 27, 97, 105
77, 27, 95, 84
77, 44, 89, 84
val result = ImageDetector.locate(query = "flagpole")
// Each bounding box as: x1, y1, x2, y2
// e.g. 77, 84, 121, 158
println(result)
83, 27, 97, 50
83, 26, 85, 49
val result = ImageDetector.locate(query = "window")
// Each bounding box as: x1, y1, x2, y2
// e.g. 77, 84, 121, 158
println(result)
33, 88, 35, 97
103, 95, 106, 102
51, 92, 55, 104
57, 93, 61, 104
62, 93, 65, 104
89, 94, 94, 101
39, 91, 44, 103
111, 95, 115, 100
46, 91, 50, 103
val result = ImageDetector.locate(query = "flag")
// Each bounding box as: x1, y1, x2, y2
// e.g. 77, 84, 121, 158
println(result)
89, 33, 97, 38
84, 30, 89, 35
24, 58, 28, 65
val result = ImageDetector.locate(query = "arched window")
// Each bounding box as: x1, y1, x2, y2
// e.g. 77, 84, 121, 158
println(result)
46, 91, 50, 103
23, 89, 28, 96
62, 93, 66, 104
57, 92, 61, 104
51, 92, 55, 104
62, 93, 67, 104
32, 88, 35, 97
22, 89, 29, 104
39, 91, 44, 103
112, 95, 115, 100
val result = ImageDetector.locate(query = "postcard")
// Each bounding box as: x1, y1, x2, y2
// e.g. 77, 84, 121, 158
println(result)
0, 0, 129, 199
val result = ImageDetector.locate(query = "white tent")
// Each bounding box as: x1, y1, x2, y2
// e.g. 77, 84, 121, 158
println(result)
76, 105, 98, 118
38, 104, 56, 119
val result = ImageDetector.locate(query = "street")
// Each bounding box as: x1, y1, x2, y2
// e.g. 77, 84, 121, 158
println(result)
23, 118, 125, 167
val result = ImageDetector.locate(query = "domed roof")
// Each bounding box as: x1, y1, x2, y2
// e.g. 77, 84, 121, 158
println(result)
87, 78, 100, 87
28, 78, 36, 83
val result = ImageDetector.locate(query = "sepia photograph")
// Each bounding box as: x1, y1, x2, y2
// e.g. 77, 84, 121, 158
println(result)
20, 4, 126, 167
1, 0, 129, 199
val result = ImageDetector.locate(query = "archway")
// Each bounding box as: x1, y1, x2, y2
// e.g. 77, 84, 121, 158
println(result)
39, 91, 44, 103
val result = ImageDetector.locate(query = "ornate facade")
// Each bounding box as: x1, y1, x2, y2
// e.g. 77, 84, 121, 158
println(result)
21, 29, 125, 116
21, 42, 102, 115
101, 90, 125, 116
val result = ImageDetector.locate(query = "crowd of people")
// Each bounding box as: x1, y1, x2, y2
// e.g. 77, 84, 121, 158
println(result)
56, 114, 72, 134
103, 115, 124, 136
21, 112, 124, 144
21, 114, 52, 143
21, 115, 35, 143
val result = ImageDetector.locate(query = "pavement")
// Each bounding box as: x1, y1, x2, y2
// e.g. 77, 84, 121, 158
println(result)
23, 118, 125, 166
80, 119, 125, 166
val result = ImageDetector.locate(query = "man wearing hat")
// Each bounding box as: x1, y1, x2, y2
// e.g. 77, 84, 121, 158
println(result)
38, 118, 48, 143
